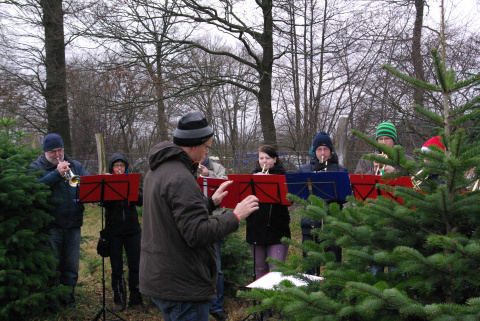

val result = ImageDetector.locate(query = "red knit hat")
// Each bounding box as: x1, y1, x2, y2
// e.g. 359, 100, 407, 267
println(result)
421, 136, 445, 152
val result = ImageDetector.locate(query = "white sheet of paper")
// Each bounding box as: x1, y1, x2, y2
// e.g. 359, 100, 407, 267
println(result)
246, 272, 323, 289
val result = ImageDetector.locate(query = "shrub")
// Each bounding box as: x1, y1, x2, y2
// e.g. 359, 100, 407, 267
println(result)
0, 118, 67, 319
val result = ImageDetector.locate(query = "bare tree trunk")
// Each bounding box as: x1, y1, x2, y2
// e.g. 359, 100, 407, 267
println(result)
312, 0, 328, 136
290, 2, 301, 146
155, 36, 168, 141
257, 0, 277, 147
412, 0, 425, 107
41, 0, 72, 153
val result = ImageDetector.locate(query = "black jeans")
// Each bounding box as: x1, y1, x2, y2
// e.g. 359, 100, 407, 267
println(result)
108, 232, 142, 306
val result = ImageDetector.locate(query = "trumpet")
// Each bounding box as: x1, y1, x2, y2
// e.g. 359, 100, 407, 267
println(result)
411, 169, 424, 189
261, 163, 269, 174
375, 153, 388, 175
320, 156, 328, 172
57, 158, 81, 187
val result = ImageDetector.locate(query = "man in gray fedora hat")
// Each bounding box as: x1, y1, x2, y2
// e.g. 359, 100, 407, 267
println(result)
140, 111, 259, 321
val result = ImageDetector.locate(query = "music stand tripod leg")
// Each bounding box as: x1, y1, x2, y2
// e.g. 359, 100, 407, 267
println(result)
90, 189, 126, 321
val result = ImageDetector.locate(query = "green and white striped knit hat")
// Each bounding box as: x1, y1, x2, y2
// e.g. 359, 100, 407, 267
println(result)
375, 122, 397, 142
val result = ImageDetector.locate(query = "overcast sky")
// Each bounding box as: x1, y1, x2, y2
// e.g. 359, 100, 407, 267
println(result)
426, 0, 480, 30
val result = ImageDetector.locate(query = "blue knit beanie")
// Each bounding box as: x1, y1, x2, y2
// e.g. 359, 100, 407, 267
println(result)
312, 131, 334, 154
43, 133, 64, 151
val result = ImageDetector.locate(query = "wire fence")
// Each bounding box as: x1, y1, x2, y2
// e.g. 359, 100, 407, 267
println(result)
74, 149, 387, 178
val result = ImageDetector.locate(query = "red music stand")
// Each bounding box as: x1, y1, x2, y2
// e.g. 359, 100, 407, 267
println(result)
227, 174, 291, 206
78, 174, 140, 204
78, 173, 140, 321
197, 177, 239, 209
349, 174, 413, 204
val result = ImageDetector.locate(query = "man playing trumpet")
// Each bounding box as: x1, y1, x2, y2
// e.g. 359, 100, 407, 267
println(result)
29, 133, 91, 309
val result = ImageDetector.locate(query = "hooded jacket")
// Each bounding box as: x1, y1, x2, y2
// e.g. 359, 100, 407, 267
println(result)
246, 164, 291, 245
29, 153, 90, 228
139, 141, 239, 301
103, 153, 143, 236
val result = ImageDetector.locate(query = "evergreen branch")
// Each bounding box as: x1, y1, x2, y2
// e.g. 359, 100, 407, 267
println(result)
450, 72, 480, 91
425, 235, 469, 257
431, 48, 449, 93
347, 250, 376, 262
394, 246, 447, 274
351, 129, 398, 163
347, 282, 384, 299
382, 64, 442, 91
413, 103, 444, 125
452, 109, 480, 127
451, 94, 480, 116
286, 193, 309, 206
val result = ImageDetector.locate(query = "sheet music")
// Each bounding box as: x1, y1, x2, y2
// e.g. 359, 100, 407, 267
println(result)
246, 272, 323, 289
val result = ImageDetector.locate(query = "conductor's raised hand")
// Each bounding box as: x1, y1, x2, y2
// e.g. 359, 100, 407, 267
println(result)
233, 195, 259, 221
212, 180, 233, 206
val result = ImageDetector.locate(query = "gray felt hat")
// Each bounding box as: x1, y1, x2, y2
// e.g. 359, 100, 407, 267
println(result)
173, 111, 214, 147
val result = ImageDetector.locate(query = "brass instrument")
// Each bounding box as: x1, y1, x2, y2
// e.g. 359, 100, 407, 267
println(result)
375, 153, 388, 175
57, 158, 81, 187
261, 163, 269, 174
411, 169, 424, 189
320, 156, 328, 172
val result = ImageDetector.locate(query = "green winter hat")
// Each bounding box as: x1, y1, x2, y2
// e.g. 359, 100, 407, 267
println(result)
375, 122, 397, 142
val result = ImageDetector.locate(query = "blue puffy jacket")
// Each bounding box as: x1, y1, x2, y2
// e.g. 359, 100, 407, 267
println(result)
30, 154, 90, 228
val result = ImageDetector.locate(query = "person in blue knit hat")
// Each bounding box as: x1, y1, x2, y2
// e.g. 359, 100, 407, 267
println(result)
29, 133, 91, 308
298, 131, 348, 274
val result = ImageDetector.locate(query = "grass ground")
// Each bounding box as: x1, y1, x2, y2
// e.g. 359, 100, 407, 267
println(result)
32, 204, 303, 321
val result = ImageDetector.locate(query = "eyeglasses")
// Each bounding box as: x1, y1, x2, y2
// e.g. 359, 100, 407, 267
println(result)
113, 164, 126, 168
46, 148, 64, 155
203, 143, 211, 151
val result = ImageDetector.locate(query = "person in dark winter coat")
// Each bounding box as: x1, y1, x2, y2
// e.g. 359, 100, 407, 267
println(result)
140, 111, 259, 321
246, 145, 291, 279
29, 133, 90, 307
298, 132, 348, 273
103, 153, 146, 313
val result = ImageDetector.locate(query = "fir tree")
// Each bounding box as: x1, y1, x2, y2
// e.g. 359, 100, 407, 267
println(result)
240, 29, 480, 321
0, 117, 67, 319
